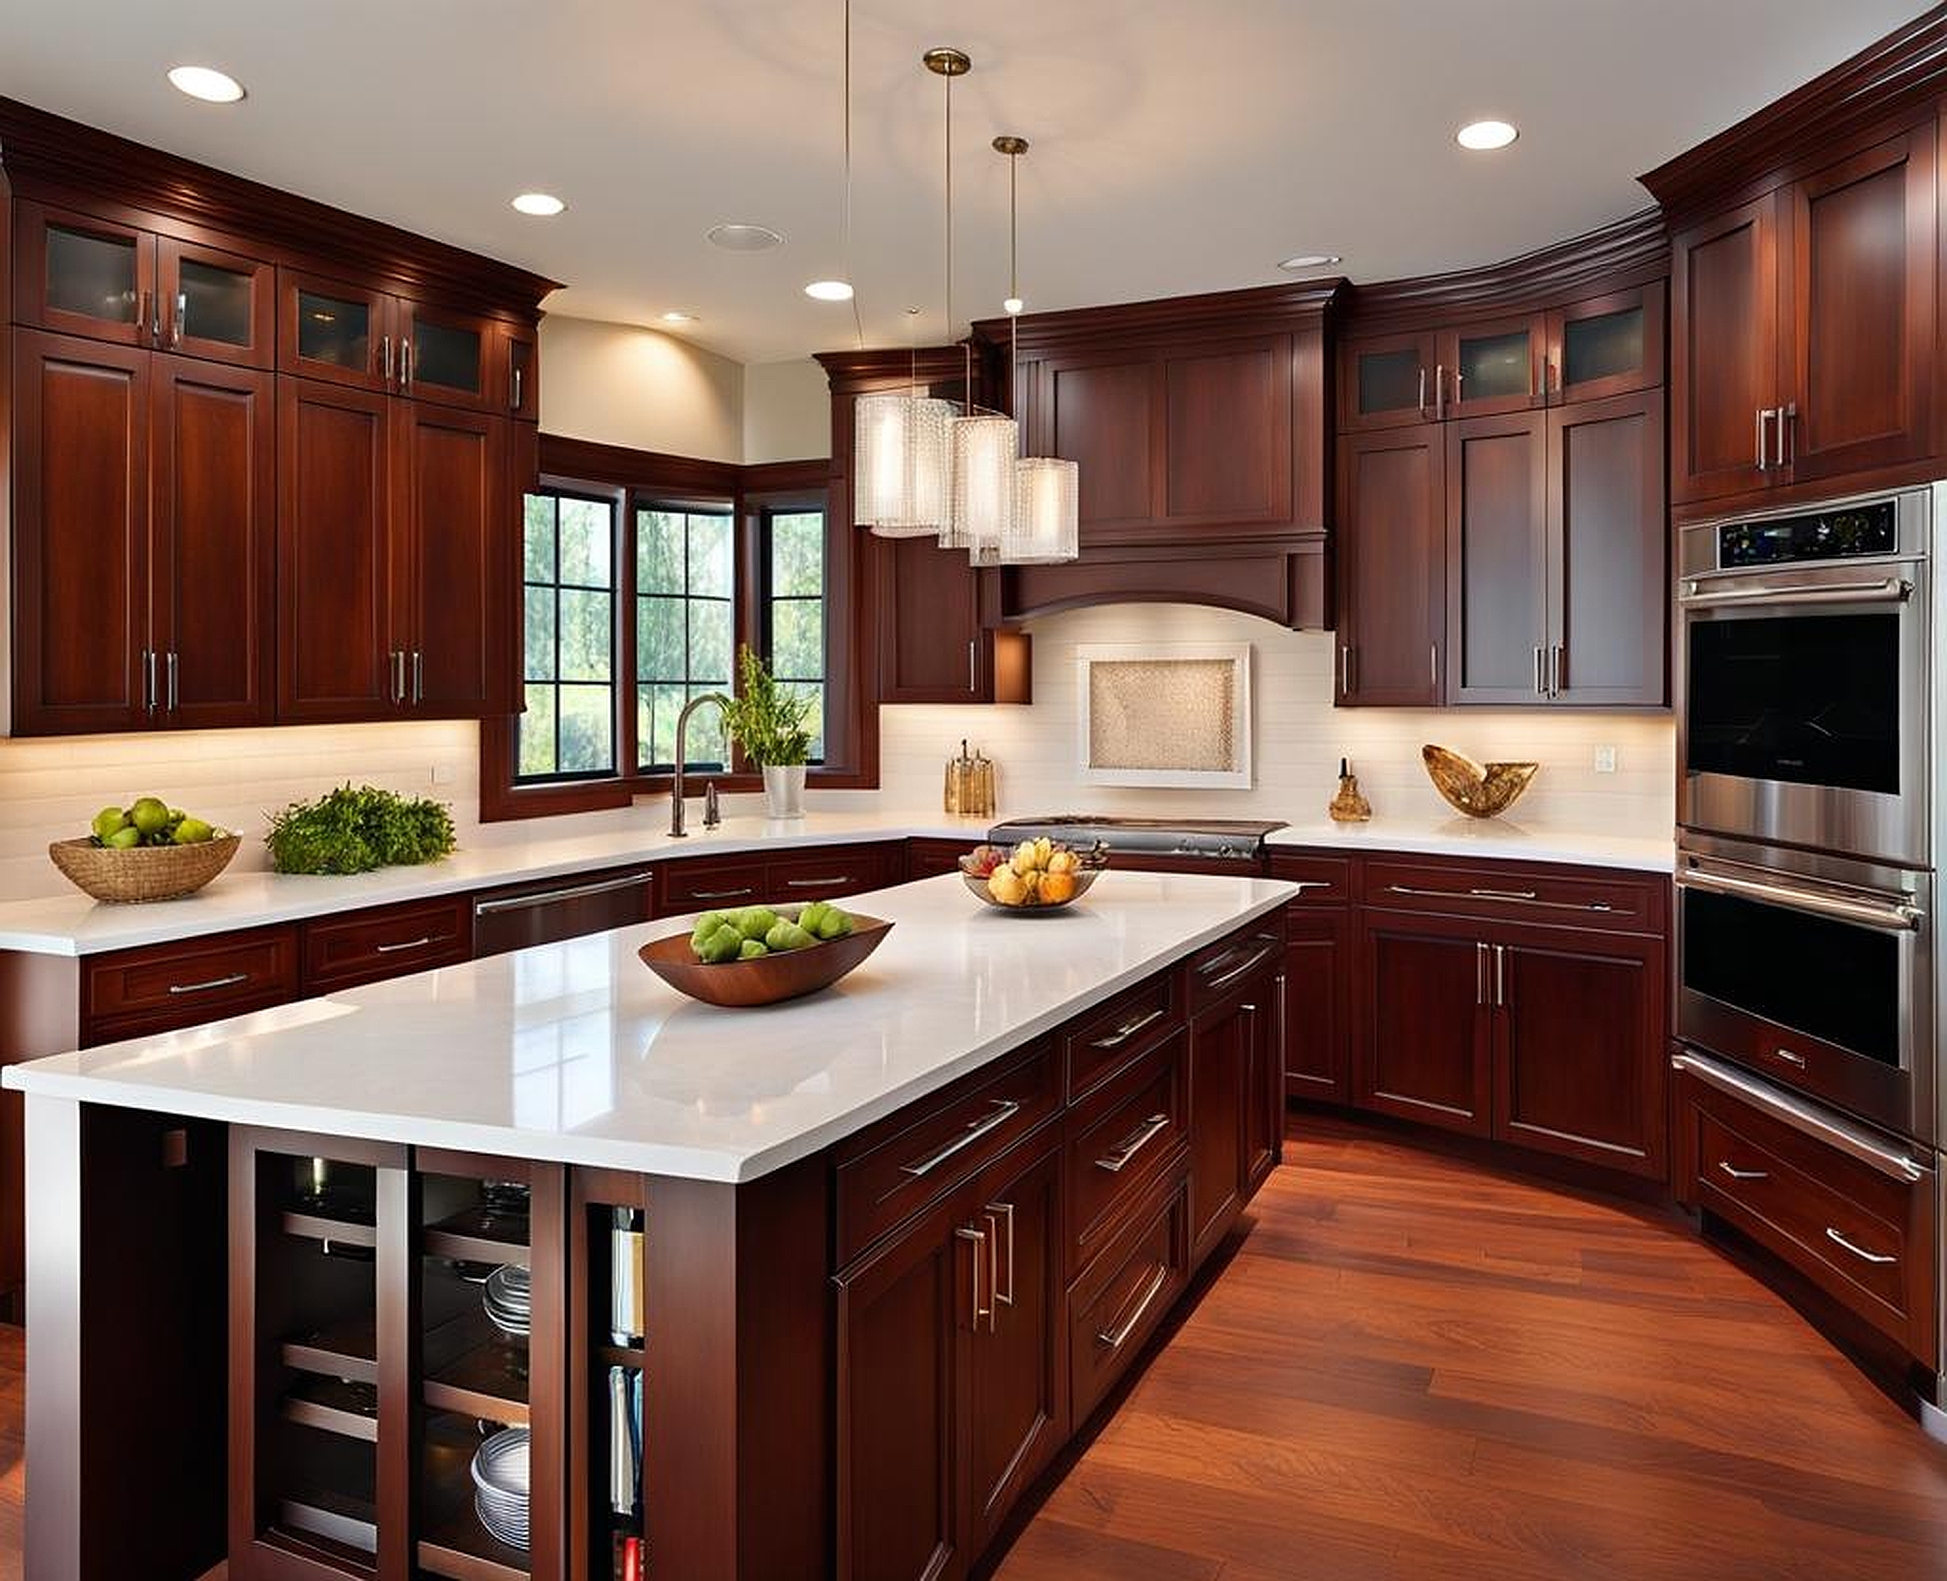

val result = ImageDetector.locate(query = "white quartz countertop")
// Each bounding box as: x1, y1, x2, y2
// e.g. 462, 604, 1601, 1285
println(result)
0, 805, 1672, 957
4, 872, 1296, 1182
1264, 817, 1674, 873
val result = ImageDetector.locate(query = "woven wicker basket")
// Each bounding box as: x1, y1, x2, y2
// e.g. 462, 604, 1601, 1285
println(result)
47, 833, 241, 904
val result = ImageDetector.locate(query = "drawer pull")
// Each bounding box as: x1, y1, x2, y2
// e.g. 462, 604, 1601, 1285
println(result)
1091, 1007, 1167, 1051
475, 870, 651, 915
688, 886, 756, 902
1096, 1113, 1170, 1174
1767, 1047, 1808, 1069
167, 971, 250, 996
1385, 883, 1621, 915
1824, 1227, 1897, 1266
1717, 1161, 1769, 1182
898, 1100, 1022, 1179
373, 935, 435, 955
1203, 944, 1276, 993
784, 876, 850, 890
1096, 1263, 1170, 1351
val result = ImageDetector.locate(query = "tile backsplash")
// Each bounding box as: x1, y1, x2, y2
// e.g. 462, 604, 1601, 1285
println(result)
877, 604, 1676, 834
0, 720, 483, 901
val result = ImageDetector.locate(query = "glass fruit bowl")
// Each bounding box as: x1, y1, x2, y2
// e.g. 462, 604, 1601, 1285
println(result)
958, 841, 1106, 913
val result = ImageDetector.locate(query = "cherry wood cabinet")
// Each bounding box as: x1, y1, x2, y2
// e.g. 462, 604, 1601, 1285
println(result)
1340, 328, 1440, 431
1670, 124, 1936, 504
1187, 941, 1284, 1264
1281, 910, 1349, 1102
1357, 914, 1496, 1137
876, 535, 990, 704
1443, 311, 1547, 419
1547, 282, 1664, 406
1445, 410, 1549, 704
1335, 424, 1445, 706
10, 330, 153, 734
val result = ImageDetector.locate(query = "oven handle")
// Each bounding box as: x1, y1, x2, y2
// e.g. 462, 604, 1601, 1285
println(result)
1675, 867, 1923, 933
1678, 576, 1912, 610
1671, 1052, 1927, 1184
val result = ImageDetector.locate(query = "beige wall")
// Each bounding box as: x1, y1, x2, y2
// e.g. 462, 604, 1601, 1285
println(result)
537, 316, 744, 462
743, 359, 832, 463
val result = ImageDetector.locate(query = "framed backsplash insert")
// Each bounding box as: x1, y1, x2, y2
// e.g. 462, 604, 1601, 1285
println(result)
1076, 643, 1253, 788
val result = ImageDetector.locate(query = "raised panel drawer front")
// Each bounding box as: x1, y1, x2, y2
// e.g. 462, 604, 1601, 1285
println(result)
83, 925, 299, 1039
1362, 857, 1665, 934
1064, 970, 1182, 1100
1265, 852, 1352, 907
1680, 1065, 1936, 1364
300, 895, 471, 993
1188, 922, 1286, 1013
1069, 1165, 1191, 1425
835, 1043, 1061, 1268
1065, 1029, 1190, 1272
657, 856, 769, 914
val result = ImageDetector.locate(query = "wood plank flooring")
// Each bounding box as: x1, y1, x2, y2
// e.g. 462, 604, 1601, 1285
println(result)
0, 1114, 1942, 1579
993, 1114, 1947, 1581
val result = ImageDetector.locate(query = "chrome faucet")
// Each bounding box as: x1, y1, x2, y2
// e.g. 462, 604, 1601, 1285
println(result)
668, 692, 731, 838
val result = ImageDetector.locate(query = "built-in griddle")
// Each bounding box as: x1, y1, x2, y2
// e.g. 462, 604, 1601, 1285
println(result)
986, 814, 1286, 863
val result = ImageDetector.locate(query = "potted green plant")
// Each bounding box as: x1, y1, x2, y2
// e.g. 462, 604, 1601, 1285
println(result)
720, 645, 816, 819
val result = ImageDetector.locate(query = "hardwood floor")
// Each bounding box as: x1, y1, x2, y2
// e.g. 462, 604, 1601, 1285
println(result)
0, 1114, 1942, 1580
994, 1113, 1947, 1581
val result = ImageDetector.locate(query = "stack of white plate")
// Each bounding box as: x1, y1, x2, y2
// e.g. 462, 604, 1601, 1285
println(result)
482, 1263, 531, 1341
471, 1425, 530, 1550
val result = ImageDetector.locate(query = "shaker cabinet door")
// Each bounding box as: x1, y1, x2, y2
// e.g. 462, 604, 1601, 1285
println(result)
1356, 916, 1492, 1137
1335, 425, 1445, 706
1670, 195, 1782, 504
1444, 410, 1548, 705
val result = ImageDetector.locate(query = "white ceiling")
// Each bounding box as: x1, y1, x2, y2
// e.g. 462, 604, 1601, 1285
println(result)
0, 1, 1924, 364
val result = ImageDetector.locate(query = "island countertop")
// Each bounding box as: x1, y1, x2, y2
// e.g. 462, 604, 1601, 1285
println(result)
3, 871, 1296, 1183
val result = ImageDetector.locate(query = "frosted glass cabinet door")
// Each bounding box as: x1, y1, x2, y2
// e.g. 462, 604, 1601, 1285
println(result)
1439, 314, 1545, 418
1338, 330, 1438, 431
278, 268, 396, 391
1545, 282, 1665, 405
158, 237, 276, 369
399, 300, 501, 412
16, 201, 156, 348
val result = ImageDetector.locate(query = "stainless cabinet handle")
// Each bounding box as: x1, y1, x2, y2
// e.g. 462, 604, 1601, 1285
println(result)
474, 870, 651, 915
1475, 942, 1488, 1006
1416, 366, 1427, 417
381, 335, 394, 383
412, 650, 424, 705
1090, 1006, 1166, 1051
1824, 1227, 1896, 1265
687, 886, 756, 902
783, 876, 850, 890
374, 935, 435, 955
1097, 1264, 1170, 1351
1755, 406, 1774, 470
1533, 645, 1546, 697
984, 1201, 1015, 1311
150, 289, 161, 345
142, 648, 157, 715
1452, 368, 1464, 404
1717, 1161, 1769, 1182
137, 289, 152, 343
1429, 643, 1439, 691
1434, 363, 1446, 420
1777, 400, 1795, 468
1095, 1113, 1170, 1174
167, 651, 179, 712
1384, 883, 1615, 918
1471, 887, 1538, 901
172, 291, 187, 348
898, 1099, 1022, 1178
1203, 943, 1276, 993
511, 365, 524, 411
956, 1225, 991, 1330
401, 337, 413, 390
1338, 644, 1353, 696
1767, 1047, 1808, 1069
967, 639, 976, 693
1551, 644, 1563, 697
1493, 943, 1506, 1008
167, 971, 249, 996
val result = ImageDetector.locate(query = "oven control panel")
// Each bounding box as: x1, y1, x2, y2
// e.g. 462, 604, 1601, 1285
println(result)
1718, 500, 1897, 568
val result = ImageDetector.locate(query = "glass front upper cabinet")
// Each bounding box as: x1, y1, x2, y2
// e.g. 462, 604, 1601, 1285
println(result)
1339, 331, 1438, 430
158, 239, 275, 368
1440, 314, 1544, 417
22, 203, 155, 346
1547, 282, 1666, 404
402, 303, 497, 411
278, 270, 393, 390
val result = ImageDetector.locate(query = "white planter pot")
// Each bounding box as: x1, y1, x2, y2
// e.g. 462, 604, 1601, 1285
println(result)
763, 763, 807, 820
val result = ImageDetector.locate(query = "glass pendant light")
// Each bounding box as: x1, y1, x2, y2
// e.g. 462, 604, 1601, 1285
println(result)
921, 49, 1015, 564
994, 136, 1079, 564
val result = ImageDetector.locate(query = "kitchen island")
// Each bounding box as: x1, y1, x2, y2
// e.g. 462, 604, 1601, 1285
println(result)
6, 869, 1294, 1581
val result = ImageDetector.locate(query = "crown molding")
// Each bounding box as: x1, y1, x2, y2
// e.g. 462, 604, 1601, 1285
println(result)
0, 96, 561, 316
1640, 6, 1947, 223
969, 278, 1341, 355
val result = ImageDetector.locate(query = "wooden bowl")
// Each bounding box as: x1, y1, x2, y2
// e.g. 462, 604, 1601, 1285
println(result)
638, 913, 894, 1008
1421, 745, 1538, 819
47, 833, 241, 904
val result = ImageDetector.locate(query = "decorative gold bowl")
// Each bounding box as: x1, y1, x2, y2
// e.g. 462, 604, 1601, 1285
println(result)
1421, 745, 1538, 819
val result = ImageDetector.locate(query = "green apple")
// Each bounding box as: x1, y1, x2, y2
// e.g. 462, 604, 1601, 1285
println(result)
128, 797, 171, 837
103, 825, 141, 850
172, 817, 214, 845
91, 807, 128, 842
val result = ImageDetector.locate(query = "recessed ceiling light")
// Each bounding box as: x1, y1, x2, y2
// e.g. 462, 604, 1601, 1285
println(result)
708, 222, 784, 252
511, 192, 566, 217
659, 311, 698, 325
1456, 119, 1519, 151
804, 279, 855, 302
1277, 254, 1342, 271
167, 65, 245, 103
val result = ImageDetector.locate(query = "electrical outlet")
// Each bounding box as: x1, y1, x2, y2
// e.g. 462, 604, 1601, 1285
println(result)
431, 762, 455, 786
1593, 745, 1618, 774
